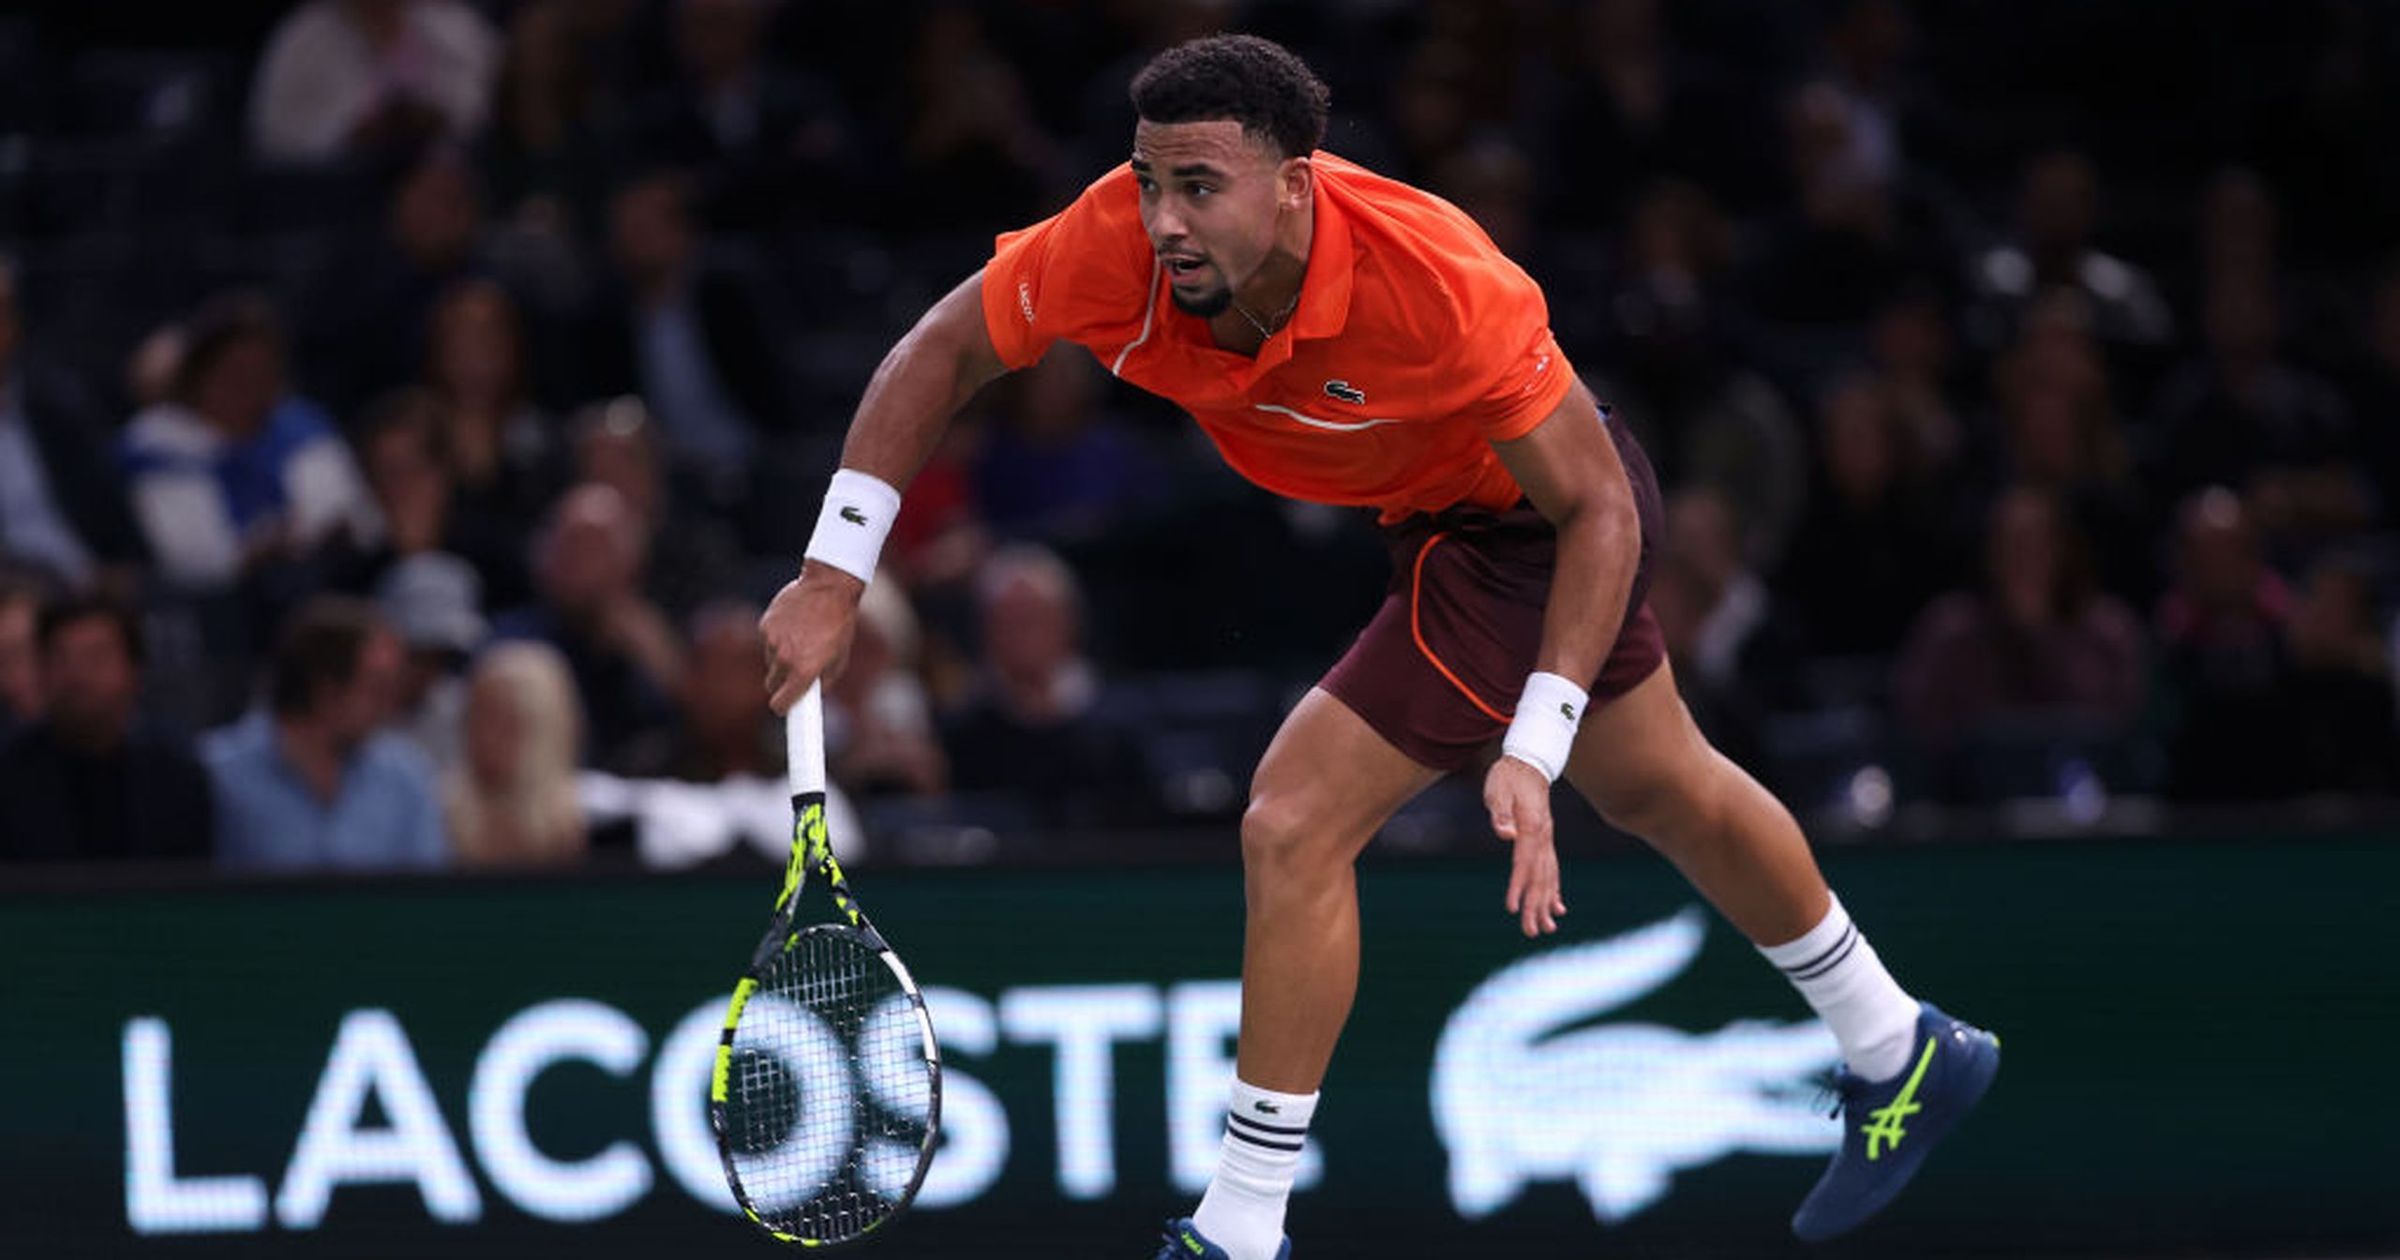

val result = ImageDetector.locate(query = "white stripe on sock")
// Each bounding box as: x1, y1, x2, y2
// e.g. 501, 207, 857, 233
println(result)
1758, 895, 1921, 1082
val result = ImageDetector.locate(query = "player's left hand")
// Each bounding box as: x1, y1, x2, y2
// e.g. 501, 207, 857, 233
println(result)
1485, 754, 1566, 938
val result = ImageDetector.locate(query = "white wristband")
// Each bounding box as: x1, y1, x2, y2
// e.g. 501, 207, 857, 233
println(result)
802, 468, 902, 582
1501, 671, 1589, 784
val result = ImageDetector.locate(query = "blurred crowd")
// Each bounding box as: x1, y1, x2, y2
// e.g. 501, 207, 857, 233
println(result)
2, 0, 2397, 872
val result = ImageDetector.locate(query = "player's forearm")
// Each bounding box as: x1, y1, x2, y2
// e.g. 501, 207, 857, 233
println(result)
836, 271, 1007, 490
1533, 486, 1641, 689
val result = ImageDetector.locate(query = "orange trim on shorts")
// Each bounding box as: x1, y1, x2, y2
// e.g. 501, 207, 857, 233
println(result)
1408, 532, 1512, 724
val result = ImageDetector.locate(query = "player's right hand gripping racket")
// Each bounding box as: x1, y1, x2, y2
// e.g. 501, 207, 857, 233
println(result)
712, 682, 941, 1246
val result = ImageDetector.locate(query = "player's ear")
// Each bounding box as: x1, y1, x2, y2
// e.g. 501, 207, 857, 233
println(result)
1279, 154, 1313, 212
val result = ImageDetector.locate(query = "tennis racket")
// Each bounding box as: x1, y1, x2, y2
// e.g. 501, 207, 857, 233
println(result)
712, 682, 942, 1246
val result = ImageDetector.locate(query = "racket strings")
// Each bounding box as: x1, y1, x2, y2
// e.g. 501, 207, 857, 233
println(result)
726, 928, 935, 1241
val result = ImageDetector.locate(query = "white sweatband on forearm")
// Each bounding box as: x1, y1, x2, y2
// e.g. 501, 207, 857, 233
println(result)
1501, 671, 1590, 784
801, 468, 902, 582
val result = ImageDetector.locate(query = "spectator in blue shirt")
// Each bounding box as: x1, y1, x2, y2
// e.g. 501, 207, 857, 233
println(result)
205, 596, 447, 871
119, 293, 381, 595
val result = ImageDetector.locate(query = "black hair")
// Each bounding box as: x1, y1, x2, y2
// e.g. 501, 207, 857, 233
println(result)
171, 290, 284, 405
270, 596, 384, 717
1130, 34, 1331, 159
37, 592, 145, 667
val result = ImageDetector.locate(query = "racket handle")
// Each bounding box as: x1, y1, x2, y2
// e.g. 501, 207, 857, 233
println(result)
787, 682, 828, 797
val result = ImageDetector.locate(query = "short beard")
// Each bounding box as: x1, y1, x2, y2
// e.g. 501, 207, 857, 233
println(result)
1169, 286, 1232, 318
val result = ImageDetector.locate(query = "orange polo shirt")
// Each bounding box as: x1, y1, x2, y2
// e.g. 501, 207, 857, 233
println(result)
979, 153, 1575, 523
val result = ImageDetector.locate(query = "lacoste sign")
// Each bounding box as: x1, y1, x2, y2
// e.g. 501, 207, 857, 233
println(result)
1433, 908, 1841, 1223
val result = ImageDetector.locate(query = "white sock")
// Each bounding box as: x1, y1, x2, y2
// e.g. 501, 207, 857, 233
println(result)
1757, 894, 1922, 1082
1191, 1079, 1316, 1260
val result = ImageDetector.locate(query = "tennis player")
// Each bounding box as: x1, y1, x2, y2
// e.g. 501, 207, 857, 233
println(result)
761, 34, 1999, 1257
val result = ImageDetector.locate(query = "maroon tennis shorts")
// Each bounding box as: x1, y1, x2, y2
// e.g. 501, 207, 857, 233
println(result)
1319, 415, 1666, 772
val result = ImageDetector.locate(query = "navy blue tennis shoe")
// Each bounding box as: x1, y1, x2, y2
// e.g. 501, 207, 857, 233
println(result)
1792, 1002, 2001, 1243
1154, 1218, 1289, 1260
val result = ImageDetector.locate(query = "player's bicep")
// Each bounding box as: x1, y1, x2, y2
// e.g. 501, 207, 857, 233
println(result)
933, 268, 1009, 395
1491, 381, 1630, 528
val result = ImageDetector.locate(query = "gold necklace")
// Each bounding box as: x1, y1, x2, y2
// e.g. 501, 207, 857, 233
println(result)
1230, 289, 1300, 340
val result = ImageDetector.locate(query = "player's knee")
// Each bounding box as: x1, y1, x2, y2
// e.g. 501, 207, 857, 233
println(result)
1240, 791, 1328, 873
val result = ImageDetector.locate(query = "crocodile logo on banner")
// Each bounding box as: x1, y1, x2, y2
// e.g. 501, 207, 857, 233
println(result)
1431, 908, 1842, 1224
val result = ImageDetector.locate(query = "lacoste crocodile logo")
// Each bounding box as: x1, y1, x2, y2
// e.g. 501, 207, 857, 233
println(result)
1433, 908, 1841, 1224
1324, 379, 1366, 405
